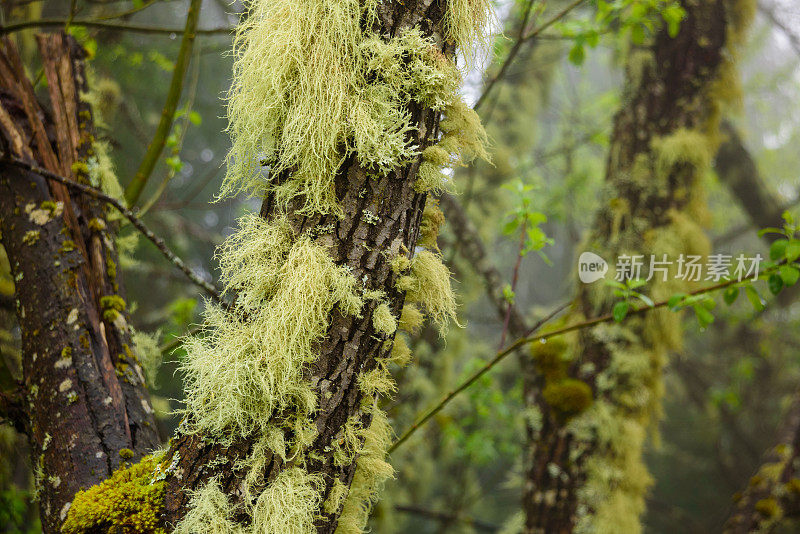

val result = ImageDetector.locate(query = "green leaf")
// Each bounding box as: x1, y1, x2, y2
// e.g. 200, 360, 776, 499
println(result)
502, 218, 519, 235
188, 111, 202, 125
723, 287, 739, 305
667, 293, 687, 309
786, 240, 800, 262
745, 286, 765, 312
758, 227, 784, 238
568, 44, 586, 65
692, 304, 714, 328
770, 239, 788, 261
768, 273, 784, 295
779, 265, 800, 287
635, 293, 654, 307
612, 301, 629, 323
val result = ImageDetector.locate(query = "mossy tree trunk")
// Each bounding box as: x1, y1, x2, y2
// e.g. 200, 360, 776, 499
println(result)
0, 34, 159, 532
523, 1, 746, 532
157, 3, 459, 532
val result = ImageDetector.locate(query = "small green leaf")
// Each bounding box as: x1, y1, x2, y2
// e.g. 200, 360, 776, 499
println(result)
786, 240, 800, 262
723, 287, 739, 305
779, 265, 800, 287
188, 111, 202, 125
612, 301, 629, 323
745, 285, 765, 312
692, 304, 714, 328
568, 43, 586, 65
667, 293, 687, 309
768, 273, 784, 295
770, 239, 788, 261
635, 293, 654, 307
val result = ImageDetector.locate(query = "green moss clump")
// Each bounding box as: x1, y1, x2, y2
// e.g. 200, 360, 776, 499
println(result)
542, 379, 593, 420
62, 455, 165, 534
119, 448, 134, 460
22, 230, 40, 246
100, 295, 126, 322
530, 337, 569, 381
754, 497, 781, 518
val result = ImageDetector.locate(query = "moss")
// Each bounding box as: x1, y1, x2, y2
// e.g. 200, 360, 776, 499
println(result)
100, 295, 126, 322
530, 337, 570, 381
88, 218, 107, 232
651, 128, 713, 178
385, 334, 412, 367
62, 455, 165, 534
59, 240, 76, 254
543, 379, 593, 420
22, 230, 40, 246
131, 329, 162, 386
119, 448, 134, 460
754, 497, 781, 518
417, 202, 445, 250
336, 407, 394, 534
396, 250, 457, 333
390, 254, 411, 273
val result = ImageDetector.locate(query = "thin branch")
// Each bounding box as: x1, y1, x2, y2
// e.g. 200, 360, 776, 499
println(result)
0, 18, 232, 36
474, 0, 587, 110
3, 156, 225, 306
95, 0, 161, 21
389, 272, 782, 452
124, 0, 202, 206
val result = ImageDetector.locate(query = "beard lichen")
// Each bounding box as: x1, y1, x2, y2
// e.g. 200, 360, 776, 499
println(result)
396, 250, 458, 333
223, 0, 465, 215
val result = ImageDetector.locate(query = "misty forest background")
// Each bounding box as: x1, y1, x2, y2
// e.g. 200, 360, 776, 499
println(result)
1, 0, 800, 532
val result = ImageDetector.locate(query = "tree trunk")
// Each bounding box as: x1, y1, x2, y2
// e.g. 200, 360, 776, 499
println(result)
0, 34, 159, 532
524, 1, 747, 532
157, 2, 471, 532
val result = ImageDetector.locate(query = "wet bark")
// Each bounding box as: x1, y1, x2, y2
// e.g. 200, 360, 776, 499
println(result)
0, 34, 159, 532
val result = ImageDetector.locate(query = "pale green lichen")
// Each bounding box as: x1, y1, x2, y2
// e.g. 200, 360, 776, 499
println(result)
396, 250, 458, 333
398, 303, 424, 334
371, 303, 396, 336
181, 214, 363, 438
335, 408, 394, 534
223, 0, 461, 215
131, 328, 162, 386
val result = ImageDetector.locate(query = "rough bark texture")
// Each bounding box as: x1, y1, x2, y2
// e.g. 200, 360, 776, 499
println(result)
159, 2, 456, 531
524, 2, 732, 532
0, 34, 159, 533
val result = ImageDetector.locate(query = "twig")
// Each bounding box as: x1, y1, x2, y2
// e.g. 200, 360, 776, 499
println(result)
394, 504, 499, 532
0, 18, 231, 36
389, 272, 781, 452
95, 0, 160, 21
498, 219, 527, 350
474, 0, 587, 110
3, 156, 225, 306
124, 0, 202, 206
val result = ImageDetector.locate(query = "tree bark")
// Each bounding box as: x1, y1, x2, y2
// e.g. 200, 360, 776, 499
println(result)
0, 34, 159, 532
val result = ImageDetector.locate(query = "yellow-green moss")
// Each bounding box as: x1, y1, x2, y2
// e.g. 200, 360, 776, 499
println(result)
22, 230, 40, 246
542, 379, 593, 420
62, 455, 165, 534
530, 337, 569, 381
99, 295, 126, 322
755, 497, 781, 518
